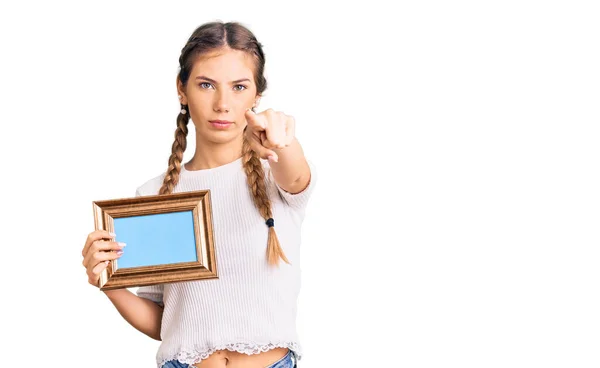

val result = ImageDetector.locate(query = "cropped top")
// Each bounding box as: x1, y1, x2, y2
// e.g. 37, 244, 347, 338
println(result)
132, 157, 317, 367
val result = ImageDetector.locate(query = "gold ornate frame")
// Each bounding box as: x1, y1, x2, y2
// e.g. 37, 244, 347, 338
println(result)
92, 190, 218, 291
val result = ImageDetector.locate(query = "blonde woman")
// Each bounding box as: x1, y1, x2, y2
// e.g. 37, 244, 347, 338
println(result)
81, 21, 316, 368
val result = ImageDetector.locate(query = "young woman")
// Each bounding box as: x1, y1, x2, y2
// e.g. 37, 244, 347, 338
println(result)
81, 21, 316, 368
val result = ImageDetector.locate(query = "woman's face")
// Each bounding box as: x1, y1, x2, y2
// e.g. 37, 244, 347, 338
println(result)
177, 48, 259, 145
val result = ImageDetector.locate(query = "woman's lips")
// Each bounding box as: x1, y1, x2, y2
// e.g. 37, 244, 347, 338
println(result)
209, 120, 233, 129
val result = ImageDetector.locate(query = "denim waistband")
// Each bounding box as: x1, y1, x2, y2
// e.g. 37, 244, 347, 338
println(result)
267, 349, 296, 368
161, 349, 297, 368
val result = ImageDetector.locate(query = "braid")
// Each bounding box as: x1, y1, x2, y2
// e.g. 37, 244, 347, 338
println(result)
158, 107, 189, 195
242, 134, 290, 266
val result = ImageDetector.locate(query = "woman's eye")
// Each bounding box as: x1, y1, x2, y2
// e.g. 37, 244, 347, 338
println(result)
199, 83, 246, 91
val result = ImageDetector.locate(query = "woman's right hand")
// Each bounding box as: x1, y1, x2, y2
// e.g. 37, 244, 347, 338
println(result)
81, 230, 126, 288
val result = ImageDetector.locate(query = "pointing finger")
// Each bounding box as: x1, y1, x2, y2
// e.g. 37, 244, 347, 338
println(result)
245, 109, 265, 130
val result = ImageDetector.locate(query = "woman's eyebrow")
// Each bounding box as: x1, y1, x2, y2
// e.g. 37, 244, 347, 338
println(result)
195, 76, 251, 84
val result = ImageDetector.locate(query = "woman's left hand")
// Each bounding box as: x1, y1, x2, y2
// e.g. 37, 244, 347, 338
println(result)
244, 108, 296, 163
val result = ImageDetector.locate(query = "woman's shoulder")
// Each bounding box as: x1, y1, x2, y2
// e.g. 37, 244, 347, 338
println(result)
134, 170, 167, 197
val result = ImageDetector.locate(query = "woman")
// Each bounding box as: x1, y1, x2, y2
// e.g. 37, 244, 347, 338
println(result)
81, 21, 316, 367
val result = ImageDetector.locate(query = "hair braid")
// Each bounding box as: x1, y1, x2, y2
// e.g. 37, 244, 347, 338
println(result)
158, 108, 189, 195
242, 135, 290, 266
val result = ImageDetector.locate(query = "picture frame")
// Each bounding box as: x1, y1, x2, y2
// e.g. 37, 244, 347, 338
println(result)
92, 190, 218, 291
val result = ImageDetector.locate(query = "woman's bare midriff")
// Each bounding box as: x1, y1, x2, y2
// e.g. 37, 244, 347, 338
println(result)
192, 347, 289, 368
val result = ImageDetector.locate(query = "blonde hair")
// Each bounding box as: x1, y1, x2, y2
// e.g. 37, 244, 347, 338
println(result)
157, 21, 289, 266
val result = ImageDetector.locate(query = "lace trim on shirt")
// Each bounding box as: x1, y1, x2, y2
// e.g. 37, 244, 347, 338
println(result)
158, 341, 301, 367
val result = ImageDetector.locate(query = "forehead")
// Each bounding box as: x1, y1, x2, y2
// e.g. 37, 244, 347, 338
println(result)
190, 48, 255, 80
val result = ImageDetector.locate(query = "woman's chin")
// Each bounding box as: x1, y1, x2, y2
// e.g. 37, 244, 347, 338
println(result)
197, 128, 242, 144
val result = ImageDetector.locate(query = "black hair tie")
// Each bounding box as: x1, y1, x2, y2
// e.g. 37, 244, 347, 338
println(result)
266, 218, 274, 228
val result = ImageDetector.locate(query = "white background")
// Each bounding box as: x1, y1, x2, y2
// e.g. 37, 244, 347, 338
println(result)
1, 1, 598, 367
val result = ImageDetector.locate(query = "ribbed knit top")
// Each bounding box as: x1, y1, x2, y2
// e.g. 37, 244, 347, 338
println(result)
132, 157, 317, 368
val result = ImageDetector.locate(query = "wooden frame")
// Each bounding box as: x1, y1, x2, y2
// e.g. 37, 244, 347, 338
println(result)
92, 190, 218, 291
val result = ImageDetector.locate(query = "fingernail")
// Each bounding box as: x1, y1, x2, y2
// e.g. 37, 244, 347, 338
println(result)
109, 232, 116, 237
116, 250, 124, 255
269, 155, 278, 163
118, 242, 126, 247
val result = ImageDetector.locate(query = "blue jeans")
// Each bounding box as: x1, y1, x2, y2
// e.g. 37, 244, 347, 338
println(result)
161, 349, 297, 368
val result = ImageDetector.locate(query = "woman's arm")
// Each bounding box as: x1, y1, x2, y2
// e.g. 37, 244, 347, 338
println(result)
268, 137, 311, 194
103, 289, 163, 341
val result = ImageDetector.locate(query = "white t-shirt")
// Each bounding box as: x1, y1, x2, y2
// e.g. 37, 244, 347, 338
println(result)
132, 157, 317, 367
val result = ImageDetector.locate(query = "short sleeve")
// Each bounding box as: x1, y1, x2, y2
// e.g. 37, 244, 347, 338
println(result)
135, 284, 164, 307
271, 159, 317, 213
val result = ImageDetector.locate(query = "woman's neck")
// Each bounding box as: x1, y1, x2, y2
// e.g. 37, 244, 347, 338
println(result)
184, 136, 244, 171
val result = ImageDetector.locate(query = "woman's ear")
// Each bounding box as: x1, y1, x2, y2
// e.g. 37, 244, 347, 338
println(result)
176, 77, 187, 105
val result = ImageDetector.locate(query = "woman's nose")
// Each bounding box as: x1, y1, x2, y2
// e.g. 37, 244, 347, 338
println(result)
213, 91, 231, 112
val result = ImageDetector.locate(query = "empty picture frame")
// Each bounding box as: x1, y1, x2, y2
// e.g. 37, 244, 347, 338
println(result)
92, 190, 218, 291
